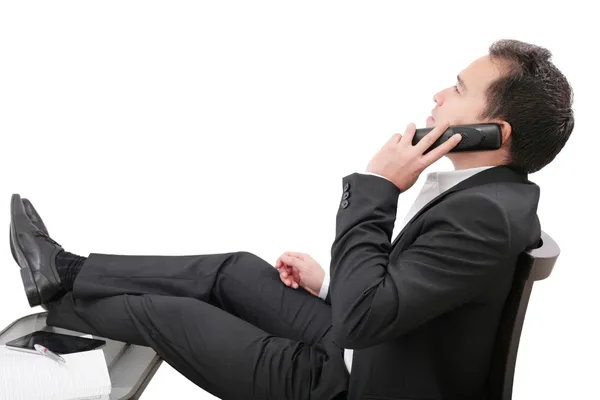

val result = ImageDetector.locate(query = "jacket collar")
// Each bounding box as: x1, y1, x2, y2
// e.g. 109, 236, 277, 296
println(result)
391, 164, 530, 247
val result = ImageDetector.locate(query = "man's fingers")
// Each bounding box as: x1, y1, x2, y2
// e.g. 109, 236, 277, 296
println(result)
422, 132, 462, 165
281, 255, 302, 268
279, 264, 296, 281
291, 268, 300, 282
280, 262, 294, 277
276, 252, 304, 268
281, 275, 291, 286
280, 272, 290, 284
284, 251, 306, 261
280, 273, 298, 289
386, 132, 403, 147
277, 254, 305, 289
398, 123, 417, 148
414, 122, 450, 154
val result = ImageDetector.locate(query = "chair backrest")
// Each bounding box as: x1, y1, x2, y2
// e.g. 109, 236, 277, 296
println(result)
486, 230, 560, 400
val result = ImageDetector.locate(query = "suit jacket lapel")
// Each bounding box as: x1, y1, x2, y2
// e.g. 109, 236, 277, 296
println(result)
391, 164, 530, 248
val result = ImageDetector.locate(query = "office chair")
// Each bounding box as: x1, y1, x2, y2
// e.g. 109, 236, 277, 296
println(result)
486, 230, 560, 400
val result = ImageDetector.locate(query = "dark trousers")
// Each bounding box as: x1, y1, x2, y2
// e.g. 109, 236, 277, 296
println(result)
45, 251, 350, 400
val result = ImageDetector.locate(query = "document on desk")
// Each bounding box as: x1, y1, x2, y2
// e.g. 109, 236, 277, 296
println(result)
0, 344, 112, 400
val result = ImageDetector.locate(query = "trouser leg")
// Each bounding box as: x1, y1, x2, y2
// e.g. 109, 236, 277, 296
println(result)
47, 292, 349, 400
73, 251, 332, 343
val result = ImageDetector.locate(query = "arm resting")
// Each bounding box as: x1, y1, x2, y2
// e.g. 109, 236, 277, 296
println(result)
329, 173, 511, 349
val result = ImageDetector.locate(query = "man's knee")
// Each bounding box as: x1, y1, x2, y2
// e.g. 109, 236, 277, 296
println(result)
214, 251, 278, 292
235, 250, 264, 263
227, 251, 272, 273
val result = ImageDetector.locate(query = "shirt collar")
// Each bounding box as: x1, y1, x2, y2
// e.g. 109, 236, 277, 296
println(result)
425, 165, 496, 193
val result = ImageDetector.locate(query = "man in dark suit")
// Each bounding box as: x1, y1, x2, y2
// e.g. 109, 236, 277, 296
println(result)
9, 39, 574, 400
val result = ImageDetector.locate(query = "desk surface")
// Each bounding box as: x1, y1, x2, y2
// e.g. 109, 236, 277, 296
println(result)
0, 312, 162, 400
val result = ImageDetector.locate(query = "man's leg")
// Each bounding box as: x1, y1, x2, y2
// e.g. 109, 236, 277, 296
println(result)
14, 196, 330, 344
70, 251, 332, 344
46, 292, 349, 400
12, 196, 348, 398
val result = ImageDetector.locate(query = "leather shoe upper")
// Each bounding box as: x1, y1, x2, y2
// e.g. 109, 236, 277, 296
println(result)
10, 194, 65, 306
23, 198, 50, 236
10, 198, 49, 265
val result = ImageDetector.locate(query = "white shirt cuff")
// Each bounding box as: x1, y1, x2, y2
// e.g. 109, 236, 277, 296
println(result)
359, 172, 392, 183
318, 271, 330, 300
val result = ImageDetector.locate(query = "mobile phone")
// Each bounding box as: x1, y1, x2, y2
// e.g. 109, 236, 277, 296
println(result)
412, 123, 502, 153
5, 331, 106, 355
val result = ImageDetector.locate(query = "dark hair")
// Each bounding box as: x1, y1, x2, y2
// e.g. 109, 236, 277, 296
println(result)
480, 39, 574, 173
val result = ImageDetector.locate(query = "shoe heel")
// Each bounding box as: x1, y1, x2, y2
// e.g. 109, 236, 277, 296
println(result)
20, 266, 41, 307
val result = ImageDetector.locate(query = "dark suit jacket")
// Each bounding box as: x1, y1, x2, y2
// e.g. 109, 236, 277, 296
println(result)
326, 164, 541, 400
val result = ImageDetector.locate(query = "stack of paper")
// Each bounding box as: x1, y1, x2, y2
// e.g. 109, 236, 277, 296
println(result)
0, 344, 111, 400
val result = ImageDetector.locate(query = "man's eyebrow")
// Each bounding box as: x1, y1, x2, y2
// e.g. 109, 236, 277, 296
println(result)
457, 75, 467, 91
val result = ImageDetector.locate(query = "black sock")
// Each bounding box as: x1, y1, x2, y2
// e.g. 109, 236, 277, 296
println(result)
55, 250, 87, 291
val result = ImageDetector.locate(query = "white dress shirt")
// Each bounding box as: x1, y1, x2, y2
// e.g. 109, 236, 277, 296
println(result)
319, 166, 495, 374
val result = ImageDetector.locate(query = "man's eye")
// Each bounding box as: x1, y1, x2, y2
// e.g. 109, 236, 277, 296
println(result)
454, 85, 460, 93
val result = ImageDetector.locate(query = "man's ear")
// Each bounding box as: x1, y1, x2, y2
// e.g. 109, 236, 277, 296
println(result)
492, 120, 512, 144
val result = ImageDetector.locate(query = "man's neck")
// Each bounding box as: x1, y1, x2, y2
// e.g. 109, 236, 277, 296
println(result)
447, 152, 505, 170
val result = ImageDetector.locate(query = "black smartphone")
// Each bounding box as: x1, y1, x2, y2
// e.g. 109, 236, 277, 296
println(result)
5, 331, 106, 355
412, 123, 502, 153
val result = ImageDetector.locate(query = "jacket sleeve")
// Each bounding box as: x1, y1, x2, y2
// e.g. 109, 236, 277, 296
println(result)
329, 173, 511, 349
322, 173, 394, 306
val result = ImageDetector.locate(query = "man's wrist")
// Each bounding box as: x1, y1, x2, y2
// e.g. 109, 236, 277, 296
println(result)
359, 172, 393, 183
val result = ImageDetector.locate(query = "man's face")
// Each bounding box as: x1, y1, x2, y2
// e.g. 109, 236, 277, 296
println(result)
426, 55, 506, 128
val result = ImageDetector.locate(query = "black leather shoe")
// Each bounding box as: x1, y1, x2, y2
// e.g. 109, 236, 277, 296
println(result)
23, 198, 50, 235
10, 198, 49, 265
10, 194, 66, 307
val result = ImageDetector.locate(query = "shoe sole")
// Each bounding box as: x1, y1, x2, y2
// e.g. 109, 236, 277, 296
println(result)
10, 194, 42, 307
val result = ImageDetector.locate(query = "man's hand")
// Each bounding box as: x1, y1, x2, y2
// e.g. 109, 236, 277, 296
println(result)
274, 252, 325, 297
366, 122, 462, 192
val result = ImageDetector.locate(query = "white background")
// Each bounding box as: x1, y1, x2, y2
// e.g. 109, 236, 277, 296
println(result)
0, 1, 597, 399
